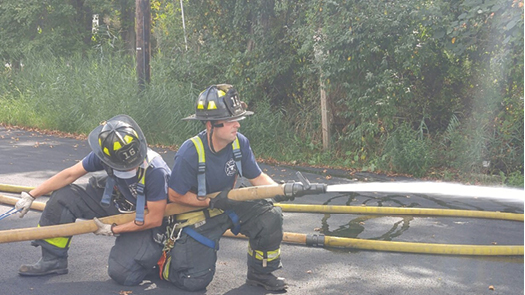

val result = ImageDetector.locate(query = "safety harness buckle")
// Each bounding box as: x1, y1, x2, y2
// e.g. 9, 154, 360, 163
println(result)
197, 162, 206, 174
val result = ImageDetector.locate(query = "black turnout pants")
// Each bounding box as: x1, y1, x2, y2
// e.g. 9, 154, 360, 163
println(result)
34, 176, 164, 286
167, 199, 284, 291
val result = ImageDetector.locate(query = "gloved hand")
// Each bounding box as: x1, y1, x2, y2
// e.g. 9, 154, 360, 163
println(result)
209, 189, 243, 210
93, 217, 116, 236
274, 180, 295, 202
15, 192, 35, 218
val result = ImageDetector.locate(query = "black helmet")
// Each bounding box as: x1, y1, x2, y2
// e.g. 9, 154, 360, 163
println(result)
88, 114, 147, 170
182, 84, 253, 122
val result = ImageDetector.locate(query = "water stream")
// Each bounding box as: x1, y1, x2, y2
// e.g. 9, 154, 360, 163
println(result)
327, 182, 524, 204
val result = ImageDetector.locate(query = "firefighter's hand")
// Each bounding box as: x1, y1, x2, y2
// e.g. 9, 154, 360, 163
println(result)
274, 181, 294, 202
209, 189, 242, 210
15, 192, 35, 218
93, 217, 116, 236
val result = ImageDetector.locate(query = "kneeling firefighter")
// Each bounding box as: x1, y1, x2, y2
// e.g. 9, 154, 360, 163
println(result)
15, 114, 171, 286
161, 84, 293, 291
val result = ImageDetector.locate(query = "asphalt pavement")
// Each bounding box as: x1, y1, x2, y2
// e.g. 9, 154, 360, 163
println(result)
0, 125, 523, 295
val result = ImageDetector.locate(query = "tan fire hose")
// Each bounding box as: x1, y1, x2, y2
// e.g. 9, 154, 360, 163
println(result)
0, 184, 286, 244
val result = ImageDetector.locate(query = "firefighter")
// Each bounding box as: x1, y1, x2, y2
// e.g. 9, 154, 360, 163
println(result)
164, 84, 288, 291
15, 114, 171, 286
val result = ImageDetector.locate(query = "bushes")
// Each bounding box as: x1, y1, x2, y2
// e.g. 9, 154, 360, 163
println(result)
382, 123, 434, 178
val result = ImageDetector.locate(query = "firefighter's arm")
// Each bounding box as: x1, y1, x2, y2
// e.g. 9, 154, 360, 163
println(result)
17, 162, 88, 218
110, 199, 167, 235
168, 187, 210, 207
248, 172, 277, 187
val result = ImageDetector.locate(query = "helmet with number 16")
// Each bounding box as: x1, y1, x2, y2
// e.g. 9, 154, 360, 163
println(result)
88, 114, 147, 170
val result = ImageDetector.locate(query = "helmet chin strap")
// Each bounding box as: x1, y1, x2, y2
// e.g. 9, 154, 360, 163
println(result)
208, 121, 224, 154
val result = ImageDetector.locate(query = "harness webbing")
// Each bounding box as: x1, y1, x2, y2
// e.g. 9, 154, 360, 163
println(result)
100, 150, 160, 225
190, 135, 243, 197
225, 209, 241, 235
101, 172, 116, 208
190, 136, 207, 198
231, 138, 243, 176
182, 227, 218, 250
134, 170, 147, 225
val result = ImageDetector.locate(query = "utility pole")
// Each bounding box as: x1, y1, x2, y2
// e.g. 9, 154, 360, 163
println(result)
314, 29, 330, 151
136, 0, 151, 91
320, 75, 330, 151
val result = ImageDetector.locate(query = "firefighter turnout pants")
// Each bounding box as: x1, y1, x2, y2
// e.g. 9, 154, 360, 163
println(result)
33, 175, 165, 286
166, 199, 283, 292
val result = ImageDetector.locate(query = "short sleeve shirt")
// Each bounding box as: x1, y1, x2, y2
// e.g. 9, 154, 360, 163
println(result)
168, 130, 262, 195
82, 149, 171, 203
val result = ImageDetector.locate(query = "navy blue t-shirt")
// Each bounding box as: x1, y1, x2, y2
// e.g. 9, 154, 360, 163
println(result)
169, 130, 262, 196
82, 149, 171, 203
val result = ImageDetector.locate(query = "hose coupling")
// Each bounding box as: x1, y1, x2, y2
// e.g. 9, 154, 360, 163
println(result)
306, 233, 325, 247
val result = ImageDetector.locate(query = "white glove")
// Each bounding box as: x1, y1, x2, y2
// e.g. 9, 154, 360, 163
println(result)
15, 192, 35, 218
93, 217, 116, 236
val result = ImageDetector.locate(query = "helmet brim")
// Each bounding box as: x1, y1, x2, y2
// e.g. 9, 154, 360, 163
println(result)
182, 111, 254, 122
88, 114, 148, 170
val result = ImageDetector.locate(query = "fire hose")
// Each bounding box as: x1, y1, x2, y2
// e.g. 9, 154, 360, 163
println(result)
0, 180, 522, 256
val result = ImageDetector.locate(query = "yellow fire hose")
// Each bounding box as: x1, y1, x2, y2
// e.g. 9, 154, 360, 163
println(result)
0, 184, 523, 256
275, 203, 524, 222
223, 230, 524, 256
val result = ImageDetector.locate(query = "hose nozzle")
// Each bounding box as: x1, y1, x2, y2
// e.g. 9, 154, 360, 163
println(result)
283, 172, 327, 197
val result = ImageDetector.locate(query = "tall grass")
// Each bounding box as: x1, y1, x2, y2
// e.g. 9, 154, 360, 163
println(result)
0, 51, 294, 152
1, 51, 138, 133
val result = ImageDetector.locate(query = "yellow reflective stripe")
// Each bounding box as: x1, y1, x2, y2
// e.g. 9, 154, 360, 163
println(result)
190, 136, 205, 164
197, 100, 205, 109
113, 141, 122, 151
139, 170, 146, 186
162, 255, 171, 280
38, 225, 71, 249
247, 245, 281, 262
207, 101, 217, 110
232, 137, 240, 150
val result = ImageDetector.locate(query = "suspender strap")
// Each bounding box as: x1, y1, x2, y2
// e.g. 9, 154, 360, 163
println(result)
134, 173, 146, 225
225, 210, 241, 235
191, 135, 243, 198
182, 227, 218, 250
134, 150, 160, 225
190, 136, 207, 198
101, 176, 115, 207
232, 137, 243, 177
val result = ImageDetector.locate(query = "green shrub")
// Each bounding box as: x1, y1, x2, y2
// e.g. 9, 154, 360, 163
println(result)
382, 122, 434, 177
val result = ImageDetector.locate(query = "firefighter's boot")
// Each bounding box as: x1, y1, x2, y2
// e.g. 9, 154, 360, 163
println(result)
246, 268, 287, 291
19, 248, 68, 276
